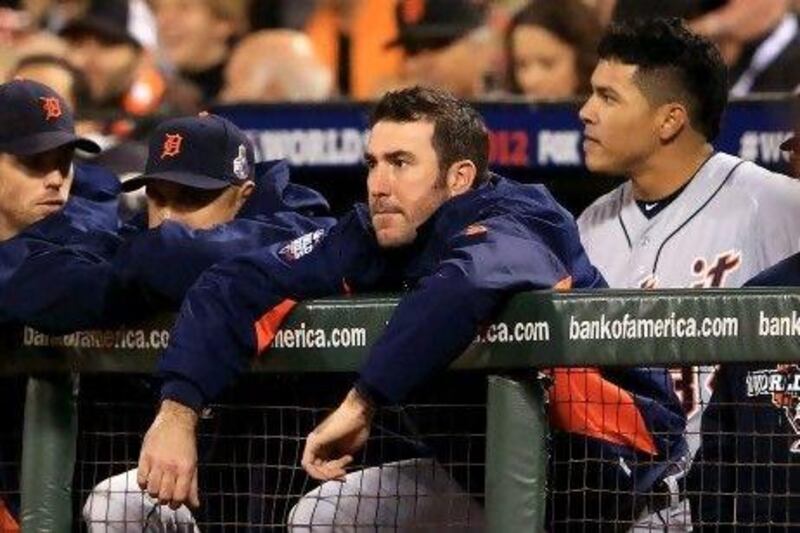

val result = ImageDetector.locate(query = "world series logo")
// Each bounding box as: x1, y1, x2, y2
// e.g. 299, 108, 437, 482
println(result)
278, 229, 326, 262
746, 364, 800, 453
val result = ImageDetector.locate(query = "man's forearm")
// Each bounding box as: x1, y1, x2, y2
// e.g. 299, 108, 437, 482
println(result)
358, 275, 499, 405
343, 387, 376, 421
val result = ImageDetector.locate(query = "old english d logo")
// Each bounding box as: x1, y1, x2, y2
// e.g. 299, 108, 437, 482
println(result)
39, 97, 62, 121
161, 133, 183, 159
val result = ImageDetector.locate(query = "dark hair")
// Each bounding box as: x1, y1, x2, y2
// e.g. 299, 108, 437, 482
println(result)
370, 86, 490, 186
506, 0, 601, 96
598, 17, 727, 140
11, 54, 92, 114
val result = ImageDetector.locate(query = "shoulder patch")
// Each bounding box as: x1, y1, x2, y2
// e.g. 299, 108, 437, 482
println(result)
463, 223, 488, 237
278, 229, 325, 262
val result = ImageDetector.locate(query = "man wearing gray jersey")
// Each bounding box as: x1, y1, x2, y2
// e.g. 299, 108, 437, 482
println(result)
577, 18, 800, 530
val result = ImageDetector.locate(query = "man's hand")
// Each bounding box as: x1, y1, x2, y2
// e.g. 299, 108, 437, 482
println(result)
302, 388, 375, 481
137, 399, 201, 509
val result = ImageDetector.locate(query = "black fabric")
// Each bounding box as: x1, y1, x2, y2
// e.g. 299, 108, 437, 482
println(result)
729, 15, 800, 94
388, 0, 487, 52
549, 431, 649, 532
612, 0, 720, 23
337, 31, 351, 96
183, 62, 226, 105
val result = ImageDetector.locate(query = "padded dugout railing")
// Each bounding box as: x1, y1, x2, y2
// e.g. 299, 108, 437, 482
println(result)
2, 289, 800, 531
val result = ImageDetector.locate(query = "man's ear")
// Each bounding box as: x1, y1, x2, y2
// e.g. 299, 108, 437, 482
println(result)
657, 103, 689, 142
236, 180, 255, 206
446, 160, 478, 196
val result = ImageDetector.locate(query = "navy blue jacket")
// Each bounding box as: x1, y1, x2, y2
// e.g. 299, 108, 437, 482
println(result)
690, 254, 800, 529
0, 163, 121, 321
2, 161, 335, 333
156, 175, 686, 492
68, 162, 123, 232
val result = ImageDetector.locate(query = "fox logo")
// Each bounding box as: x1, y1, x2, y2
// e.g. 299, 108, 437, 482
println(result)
161, 133, 183, 159
39, 97, 62, 121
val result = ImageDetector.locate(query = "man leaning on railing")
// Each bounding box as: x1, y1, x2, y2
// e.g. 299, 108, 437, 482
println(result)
136, 85, 688, 531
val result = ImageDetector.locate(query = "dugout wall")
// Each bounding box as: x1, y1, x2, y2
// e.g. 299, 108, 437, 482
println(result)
1, 289, 800, 530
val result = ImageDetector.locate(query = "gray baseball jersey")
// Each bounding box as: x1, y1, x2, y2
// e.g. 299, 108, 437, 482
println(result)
578, 152, 800, 458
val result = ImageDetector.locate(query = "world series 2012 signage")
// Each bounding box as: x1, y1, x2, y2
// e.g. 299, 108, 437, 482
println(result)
215, 99, 796, 171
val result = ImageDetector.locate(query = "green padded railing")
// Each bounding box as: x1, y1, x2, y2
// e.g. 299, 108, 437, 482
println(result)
5, 288, 800, 531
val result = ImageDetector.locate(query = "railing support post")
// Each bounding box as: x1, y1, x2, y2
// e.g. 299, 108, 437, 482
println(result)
20, 374, 78, 532
486, 374, 548, 532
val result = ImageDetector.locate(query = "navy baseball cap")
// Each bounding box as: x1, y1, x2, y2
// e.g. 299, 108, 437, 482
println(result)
60, 0, 142, 48
387, 0, 488, 54
0, 79, 100, 156
122, 113, 255, 192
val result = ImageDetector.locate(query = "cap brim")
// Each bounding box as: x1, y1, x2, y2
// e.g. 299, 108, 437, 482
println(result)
781, 136, 799, 152
121, 171, 231, 192
385, 35, 460, 52
60, 17, 140, 48
0, 130, 101, 156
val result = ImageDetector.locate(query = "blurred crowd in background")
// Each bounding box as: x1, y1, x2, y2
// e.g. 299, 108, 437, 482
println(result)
0, 0, 798, 174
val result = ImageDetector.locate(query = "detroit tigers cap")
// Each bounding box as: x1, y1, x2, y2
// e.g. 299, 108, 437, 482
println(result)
0, 79, 101, 156
386, 0, 488, 54
122, 113, 255, 192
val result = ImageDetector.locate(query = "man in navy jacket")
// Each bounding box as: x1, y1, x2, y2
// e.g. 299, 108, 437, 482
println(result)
14, 113, 336, 531
0, 79, 117, 292
0, 78, 117, 529
2, 113, 335, 332
137, 87, 686, 530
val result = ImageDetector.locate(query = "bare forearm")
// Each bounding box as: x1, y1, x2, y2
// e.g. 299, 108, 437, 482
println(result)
157, 399, 199, 428
137, 399, 200, 508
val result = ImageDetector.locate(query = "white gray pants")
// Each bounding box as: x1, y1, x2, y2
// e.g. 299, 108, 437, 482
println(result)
82, 463, 691, 531
288, 458, 693, 532
82, 469, 199, 532
288, 458, 485, 532
631, 498, 693, 531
